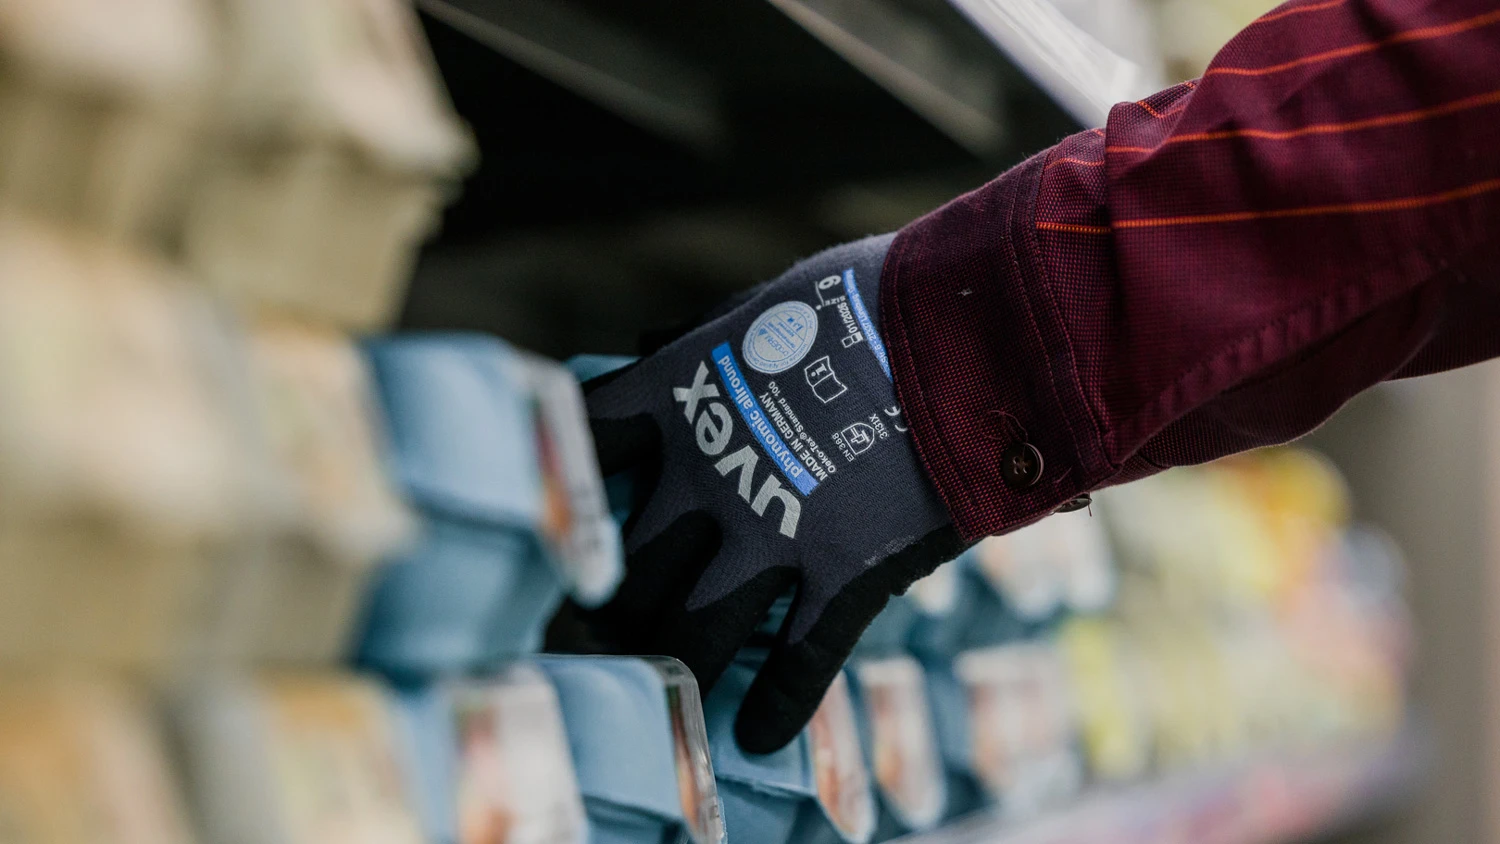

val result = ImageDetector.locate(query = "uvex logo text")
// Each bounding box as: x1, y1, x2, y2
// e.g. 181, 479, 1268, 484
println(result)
674, 360, 801, 538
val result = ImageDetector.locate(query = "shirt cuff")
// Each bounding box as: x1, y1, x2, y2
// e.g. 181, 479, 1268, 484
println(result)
878, 151, 1109, 540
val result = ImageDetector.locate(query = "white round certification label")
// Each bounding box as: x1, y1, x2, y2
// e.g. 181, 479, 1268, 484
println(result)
743, 301, 819, 375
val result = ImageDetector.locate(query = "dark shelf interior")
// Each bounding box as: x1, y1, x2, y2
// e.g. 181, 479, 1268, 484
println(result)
402, 0, 1079, 358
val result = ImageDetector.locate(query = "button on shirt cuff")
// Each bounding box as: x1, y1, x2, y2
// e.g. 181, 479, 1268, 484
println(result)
878, 152, 1110, 540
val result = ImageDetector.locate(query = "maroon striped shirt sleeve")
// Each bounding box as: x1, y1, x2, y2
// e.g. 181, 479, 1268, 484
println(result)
879, 0, 1500, 540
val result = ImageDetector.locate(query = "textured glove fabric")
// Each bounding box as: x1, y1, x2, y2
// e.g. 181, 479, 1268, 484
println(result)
579, 234, 966, 753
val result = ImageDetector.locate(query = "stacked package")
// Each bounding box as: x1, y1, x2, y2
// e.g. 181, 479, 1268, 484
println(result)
0, 0, 470, 840
1064, 451, 1411, 784
358, 336, 728, 844
562, 351, 1412, 844
0, 3, 240, 835
823, 448, 1411, 843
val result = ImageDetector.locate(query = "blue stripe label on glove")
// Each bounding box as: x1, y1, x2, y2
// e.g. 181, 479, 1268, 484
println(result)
713, 342, 820, 496
842, 268, 891, 380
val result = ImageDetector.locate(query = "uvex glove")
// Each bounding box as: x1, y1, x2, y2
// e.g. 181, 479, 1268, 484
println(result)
579, 233, 966, 754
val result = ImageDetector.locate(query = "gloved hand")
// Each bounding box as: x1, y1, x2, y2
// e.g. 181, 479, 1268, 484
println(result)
577, 233, 966, 753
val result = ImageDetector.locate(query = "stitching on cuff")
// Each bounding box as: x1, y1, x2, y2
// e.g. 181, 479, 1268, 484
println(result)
883, 229, 978, 532
889, 154, 1080, 538
1000, 153, 1107, 500
1024, 148, 1113, 481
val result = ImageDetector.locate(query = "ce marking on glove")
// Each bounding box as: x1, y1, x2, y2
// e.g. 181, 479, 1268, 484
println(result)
884, 405, 909, 433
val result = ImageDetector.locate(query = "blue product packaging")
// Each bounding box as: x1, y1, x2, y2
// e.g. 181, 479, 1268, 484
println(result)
536, 656, 726, 844
846, 654, 947, 840
921, 659, 990, 820
907, 552, 1025, 664
358, 334, 560, 677
847, 591, 947, 838
853, 599, 919, 659
564, 355, 638, 384
705, 647, 876, 844
388, 664, 589, 844
953, 643, 1084, 819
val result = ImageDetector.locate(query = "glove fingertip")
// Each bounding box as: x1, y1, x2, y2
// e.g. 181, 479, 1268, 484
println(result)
733, 683, 809, 756
732, 638, 840, 755
651, 567, 798, 703
732, 580, 899, 755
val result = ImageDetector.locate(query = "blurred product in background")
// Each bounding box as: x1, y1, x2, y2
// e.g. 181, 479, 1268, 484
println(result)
0, 0, 1435, 843
179, 0, 475, 331
227, 319, 416, 665
174, 673, 429, 844
389, 664, 588, 844
0, 216, 253, 672
0, 676, 199, 843
537, 656, 724, 844
356, 334, 579, 676
848, 655, 947, 836
0, 0, 211, 242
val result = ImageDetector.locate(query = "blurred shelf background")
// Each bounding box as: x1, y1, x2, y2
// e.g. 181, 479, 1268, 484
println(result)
401, 0, 1093, 357
893, 725, 1428, 844
399, 3, 1500, 844
1, 0, 1493, 842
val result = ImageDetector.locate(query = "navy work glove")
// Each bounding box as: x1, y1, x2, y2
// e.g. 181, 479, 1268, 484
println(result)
578, 233, 967, 754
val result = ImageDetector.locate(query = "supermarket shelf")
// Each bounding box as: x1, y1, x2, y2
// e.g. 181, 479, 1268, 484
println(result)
947, 0, 1164, 127
764, 0, 1007, 155
892, 727, 1426, 844
418, 0, 727, 151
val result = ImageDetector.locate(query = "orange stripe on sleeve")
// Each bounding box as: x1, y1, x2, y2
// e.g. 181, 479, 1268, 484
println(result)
1105, 88, 1500, 155
1037, 222, 1111, 235
1207, 8, 1500, 78
1118, 177, 1500, 229
1135, 100, 1190, 120
1037, 177, 1500, 235
1173, 87, 1500, 143
1044, 157, 1108, 171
